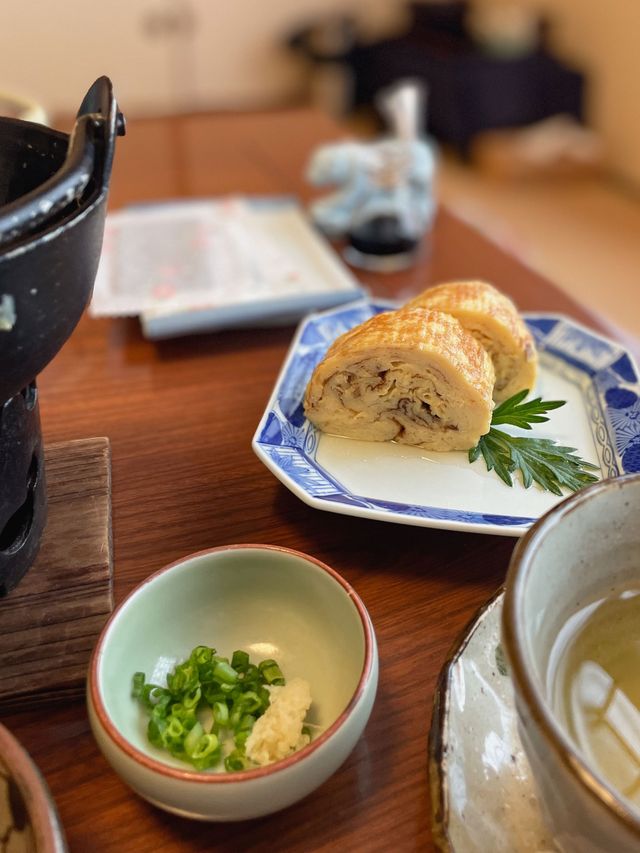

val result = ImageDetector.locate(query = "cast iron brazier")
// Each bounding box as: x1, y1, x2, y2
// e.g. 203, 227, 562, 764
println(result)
0, 77, 124, 595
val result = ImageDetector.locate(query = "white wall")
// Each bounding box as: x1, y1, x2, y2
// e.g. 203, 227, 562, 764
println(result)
0, 0, 405, 116
475, 0, 640, 186
1, 0, 639, 185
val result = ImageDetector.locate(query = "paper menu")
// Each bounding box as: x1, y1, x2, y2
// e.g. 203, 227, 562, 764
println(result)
90, 197, 364, 337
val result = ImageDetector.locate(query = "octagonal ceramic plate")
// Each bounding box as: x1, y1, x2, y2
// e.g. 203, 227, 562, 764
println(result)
252, 298, 640, 537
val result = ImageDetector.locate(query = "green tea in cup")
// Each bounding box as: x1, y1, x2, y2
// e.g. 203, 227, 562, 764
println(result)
549, 587, 640, 809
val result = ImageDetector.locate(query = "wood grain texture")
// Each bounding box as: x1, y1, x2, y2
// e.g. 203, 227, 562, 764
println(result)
0, 438, 112, 711
2, 111, 636, 853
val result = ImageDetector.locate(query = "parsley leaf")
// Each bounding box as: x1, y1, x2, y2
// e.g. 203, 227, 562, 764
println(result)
489, 388, 566, 429
468, 390, 600, 494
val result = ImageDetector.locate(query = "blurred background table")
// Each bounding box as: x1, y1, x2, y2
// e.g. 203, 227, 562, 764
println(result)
3, 109, 635, 852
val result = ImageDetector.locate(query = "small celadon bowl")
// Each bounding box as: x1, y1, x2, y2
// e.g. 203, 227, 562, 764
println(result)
503, 473, 640, 852
87, 544, 378, 821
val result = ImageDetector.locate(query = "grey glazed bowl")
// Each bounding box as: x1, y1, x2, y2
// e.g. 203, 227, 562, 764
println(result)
503, 473, 640, 853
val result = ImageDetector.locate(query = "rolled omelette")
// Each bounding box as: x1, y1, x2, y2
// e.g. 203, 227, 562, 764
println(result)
405, 280, 537, 402
304, 308, 495, 451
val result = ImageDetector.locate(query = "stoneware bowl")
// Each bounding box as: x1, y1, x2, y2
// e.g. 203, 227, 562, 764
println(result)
0, 722, 67, 852
87, 544, 378, 821
503, 473, 640, 853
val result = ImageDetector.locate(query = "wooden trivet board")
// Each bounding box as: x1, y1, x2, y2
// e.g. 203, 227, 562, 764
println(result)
0, 437, 113, 711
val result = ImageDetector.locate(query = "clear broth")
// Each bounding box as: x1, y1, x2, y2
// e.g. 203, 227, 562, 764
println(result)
550, 588, 640, 808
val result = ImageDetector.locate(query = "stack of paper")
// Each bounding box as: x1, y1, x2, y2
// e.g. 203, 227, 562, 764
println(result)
90, 197, 364, 339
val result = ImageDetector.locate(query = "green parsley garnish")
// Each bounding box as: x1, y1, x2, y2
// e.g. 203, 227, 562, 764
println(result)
132, 645, 284, 772
469, 389, 600, 495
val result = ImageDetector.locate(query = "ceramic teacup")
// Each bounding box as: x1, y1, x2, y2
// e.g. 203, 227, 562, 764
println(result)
503, 473, 640, 853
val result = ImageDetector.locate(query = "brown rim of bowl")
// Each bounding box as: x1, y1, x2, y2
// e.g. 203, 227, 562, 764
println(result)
503, 473, 640, 839
88, 543, 376, 784
428, 587, 505, 853
0, 722, 67, 852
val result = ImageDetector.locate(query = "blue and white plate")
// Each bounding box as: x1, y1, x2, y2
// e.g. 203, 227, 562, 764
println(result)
252, 299, 640, 537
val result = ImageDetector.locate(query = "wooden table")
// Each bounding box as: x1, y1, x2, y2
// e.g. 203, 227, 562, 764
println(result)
4, 110, 633, 852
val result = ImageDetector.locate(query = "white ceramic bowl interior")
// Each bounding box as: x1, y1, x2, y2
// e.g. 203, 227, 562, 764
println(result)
503, 474, 640, 852
88, 544, 378, 821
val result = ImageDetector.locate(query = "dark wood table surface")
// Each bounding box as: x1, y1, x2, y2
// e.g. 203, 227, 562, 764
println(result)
4, 110, 635, 852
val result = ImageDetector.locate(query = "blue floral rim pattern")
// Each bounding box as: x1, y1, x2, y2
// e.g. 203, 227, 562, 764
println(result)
253, 299, 640, 531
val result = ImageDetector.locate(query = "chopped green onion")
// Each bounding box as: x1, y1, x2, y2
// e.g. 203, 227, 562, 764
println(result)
166, 717, 185, 740
164, 721, 187, 753
168, 702, 194, 724
147, 717, 167, 749
147, 691, 170, 716
191, 646, 213, 665
258, 686, 271, 710
231, 650, 250, 672
238, 714, 255, 732
213, 660, 238, 684
132, 676, 165, 712
229, 705, 242, 730
237, 690, 261, 714
224, 749, 250, 772
234, 729, 250, 749
259, 659, 285, 686
243, 664, 260, 683
132, 645, 307, 773
203, 685, 223, 705
132, 672, 146, 699
212, 701, 229, 728
192, 733, 219, 761
182, 685, 201, 709
184, 722, 204, 756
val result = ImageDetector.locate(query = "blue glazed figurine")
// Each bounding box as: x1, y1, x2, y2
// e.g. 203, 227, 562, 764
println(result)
307, 81, 437, 270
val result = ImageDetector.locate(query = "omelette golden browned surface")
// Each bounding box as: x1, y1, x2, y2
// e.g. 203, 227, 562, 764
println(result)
303, 308, 495, 451
405, 280, 537, 402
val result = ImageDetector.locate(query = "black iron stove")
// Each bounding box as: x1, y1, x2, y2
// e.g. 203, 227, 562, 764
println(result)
0, 77, 124, 595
